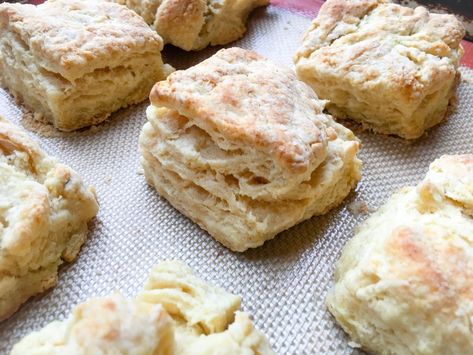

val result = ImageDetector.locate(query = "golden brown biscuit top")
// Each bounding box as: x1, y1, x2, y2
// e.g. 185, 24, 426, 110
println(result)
0, 0, 164, 81
150, 47, 331, 174
10, 294, 173, 354
295, 0, 465, 100
382, 220, 473, 313
296, 0, 464, 57
360, 155, 473, 316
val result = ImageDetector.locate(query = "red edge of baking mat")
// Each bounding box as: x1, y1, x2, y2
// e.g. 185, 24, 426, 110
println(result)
24, 0, 473, 68
270, 0, 473, 68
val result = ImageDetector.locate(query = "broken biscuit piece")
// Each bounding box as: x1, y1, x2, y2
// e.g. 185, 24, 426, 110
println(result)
12, 260, 273, 355
0, 116, 98, 321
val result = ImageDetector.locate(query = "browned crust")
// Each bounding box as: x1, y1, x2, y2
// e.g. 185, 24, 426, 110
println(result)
0, 0, 165, 81
150, 47, 330, 174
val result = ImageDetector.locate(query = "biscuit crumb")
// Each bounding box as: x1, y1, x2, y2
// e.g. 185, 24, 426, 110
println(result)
348, 341, 361, 349
21, 109, 104, 137
21, 110, 67, 138
104, 176, 112, 184
446, 92, 458, 116
88, 125, 99, 134
348, 200, 370, 216
461, 76, 471, 84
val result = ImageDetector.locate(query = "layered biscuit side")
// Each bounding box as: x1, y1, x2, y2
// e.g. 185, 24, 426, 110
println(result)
139, 48, 361, 251
0, 0, 173, 131
0, 117, 98, 320
327, 155, 473, 354
294, 0, 465, 139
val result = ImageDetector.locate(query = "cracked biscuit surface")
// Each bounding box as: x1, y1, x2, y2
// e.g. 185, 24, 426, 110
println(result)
327, 155, 473, 354
0, 116, 98, 321
0, 0, 173, 131
139, 47, 361, 251
111, 0, 269, 51
294, 0, 465, 139
11, 260, 273, 355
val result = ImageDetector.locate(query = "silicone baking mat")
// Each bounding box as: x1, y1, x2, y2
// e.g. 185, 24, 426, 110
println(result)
1, 2, 473, 354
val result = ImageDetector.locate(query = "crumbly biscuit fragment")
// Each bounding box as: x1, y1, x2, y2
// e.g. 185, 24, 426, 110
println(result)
139, 47, 361, 251
111, 0, 269, 51
0, 0, 173, 131
138, 261, 273, 355
294, 0, 465, 139
0, 116, 98, 320
12, 261, 273, 355
327, 155, 473, 354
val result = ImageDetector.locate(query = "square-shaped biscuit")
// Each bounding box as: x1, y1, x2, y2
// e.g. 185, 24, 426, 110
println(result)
0, 0, 173, 131
111, 0, 269, 51
294, 0, 465, 139
139, 48, 361, 252
0, 116, 98, 320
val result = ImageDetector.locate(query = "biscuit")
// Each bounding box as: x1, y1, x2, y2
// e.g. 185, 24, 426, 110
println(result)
0, 116, 98, 321
327, 155, 473, 354
0, 0, 173, 131
11, 294, 173, 355
111, 0, 269, 51
294, 0, 465, 139
12, 260, 273, 354
139, 47, 361, 251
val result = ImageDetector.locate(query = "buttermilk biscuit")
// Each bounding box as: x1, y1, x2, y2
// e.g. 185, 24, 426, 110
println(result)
11, 294, 174, 355
12, 260, 273, 355
0, 116, 98, 321
139, 47, 361, 252
327, 155, 473, 354
0, 0, 173, 131
294, 0, 465, 139
111, 0, 268, 51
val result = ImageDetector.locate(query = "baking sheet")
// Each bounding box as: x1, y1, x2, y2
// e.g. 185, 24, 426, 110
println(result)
1, 5, 473, 354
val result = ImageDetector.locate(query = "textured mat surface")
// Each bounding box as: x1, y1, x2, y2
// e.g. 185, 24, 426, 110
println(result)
1, 5, 472, 354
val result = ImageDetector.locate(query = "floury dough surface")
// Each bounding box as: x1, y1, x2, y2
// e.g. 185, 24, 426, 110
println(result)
0, 5, 473, 354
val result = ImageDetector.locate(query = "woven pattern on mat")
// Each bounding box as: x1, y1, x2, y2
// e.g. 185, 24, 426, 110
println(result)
1, 6, 472, 354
